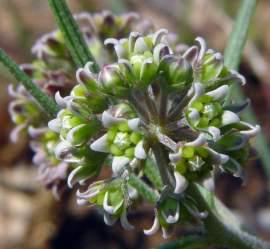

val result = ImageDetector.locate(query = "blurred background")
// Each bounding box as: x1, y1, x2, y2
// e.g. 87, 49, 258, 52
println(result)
0, 0, 270, 248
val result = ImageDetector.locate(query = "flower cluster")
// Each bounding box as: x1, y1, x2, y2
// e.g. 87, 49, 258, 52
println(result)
8, 11, 152, 197
8, 11, 260, 239
44, 28, 260, 238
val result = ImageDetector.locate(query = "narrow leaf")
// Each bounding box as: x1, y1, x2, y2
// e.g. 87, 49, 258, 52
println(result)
224, 0, 256, 69
224, 0, 270, 179
47, 0, 99, 72
0, 48, 59, 117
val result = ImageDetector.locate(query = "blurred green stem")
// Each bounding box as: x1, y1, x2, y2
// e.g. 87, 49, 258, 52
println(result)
47, 0, 100, 71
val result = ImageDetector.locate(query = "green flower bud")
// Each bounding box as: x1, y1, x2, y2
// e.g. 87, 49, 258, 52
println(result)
160, 55, 193, 92
98, 64, 129, 96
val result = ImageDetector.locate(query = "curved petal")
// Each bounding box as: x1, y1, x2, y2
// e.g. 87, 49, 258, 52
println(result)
185, 133, 206, 147
207, 126, 221, 141
112, 156, 130, 175
128, 118, 140, 131
134, 141, 147, 159
67, 166, 83, 188
90, 134, 109, 153
161, 202, 180, 224
102, 111, 125, 128
206, 148, 229, 164
221, 111, 240, 126
144, 213, 160, 236
10, 124, 27, 143
195, 37, 207, 62
206, 85, 229, 101
103, 212, 117, 226
174, 171, 188, 194
120, 211, 134, 231
152, 29, 168, 45
240, 122, 260, 138
48, 118, 61, 133
189, 82, 204, 105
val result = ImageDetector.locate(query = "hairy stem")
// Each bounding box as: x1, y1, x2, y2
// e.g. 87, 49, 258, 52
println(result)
0, 48, 59, 117
187, 184, 270, 249
47, 0, 99, 71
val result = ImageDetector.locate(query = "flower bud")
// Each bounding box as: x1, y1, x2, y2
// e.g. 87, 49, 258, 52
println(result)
98, 64, 129, 96
160, 55, 193, 92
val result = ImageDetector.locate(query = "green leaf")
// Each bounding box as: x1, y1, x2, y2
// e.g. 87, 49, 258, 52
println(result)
224, 0, 270, 179
0, 48, 59, 117
224, 0, 256, 69
47, 0, 99, 72
144, 157, 163, 190
128, 174, 158, 203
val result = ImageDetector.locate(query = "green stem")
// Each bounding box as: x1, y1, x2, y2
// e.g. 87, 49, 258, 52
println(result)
187, 184, 269, 249
0, 48, 59, 117
47, 0, 99, 71
151, 143, 174, 188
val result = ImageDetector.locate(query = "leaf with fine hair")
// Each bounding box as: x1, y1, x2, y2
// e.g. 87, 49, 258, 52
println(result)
0, 48, 59, 117
47, 0, 100, 72
224, 0, 270, 180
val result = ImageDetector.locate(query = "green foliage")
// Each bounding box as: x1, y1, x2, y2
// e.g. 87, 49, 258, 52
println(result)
47, 0, 100, 71
0, 48, 59, 117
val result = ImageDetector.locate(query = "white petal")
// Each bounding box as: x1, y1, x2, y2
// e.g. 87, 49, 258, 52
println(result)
90, 134, 109, 153
207, 126, 221, 141
10, 124, 26, 143
174, 171, 188, 194
162, 203, 180, 224
77, 198, 89, 206
103, 192, 115, 214
206, 85, 229, 101
120, 211, 134, 231
182, 45, 198, 64
206, 148, 229, 164
187, 108, 200, 124
112, 156, 130, 175
102, 111, 125, 128
230, 69, 246, 85
153, 43, 169, 64
67, 166, 83, 188
185, 133, 206, 147
134, 141, 147, 159
240, 123, 260, 138
55, 91, 67, 107
48, 118, 61, 133
169, 152, 181, 163
153, 29, 168, 45
104, 38, 119, 46
128, 118, 140, 131
134, 37, 148, 54
221, 111, 240, 126
189, 82, 204, 104
103, 212, 117, 226
28, 126, 47, 138
144, 214, 160, 236
76, 188, 100, 199
195, 37, 207, 62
